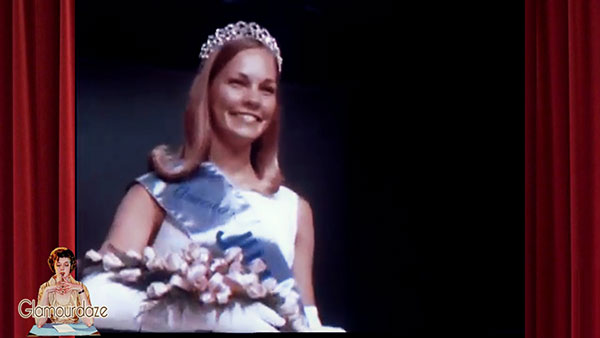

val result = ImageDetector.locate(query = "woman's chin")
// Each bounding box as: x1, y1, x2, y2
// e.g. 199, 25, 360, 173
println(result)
221, 127, 265, 144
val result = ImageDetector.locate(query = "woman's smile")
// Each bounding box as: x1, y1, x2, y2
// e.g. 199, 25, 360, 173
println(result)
228, 111, 263, 123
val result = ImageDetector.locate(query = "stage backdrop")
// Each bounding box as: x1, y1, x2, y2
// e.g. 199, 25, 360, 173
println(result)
526, 0, 600, 337
0, 0, 75, 338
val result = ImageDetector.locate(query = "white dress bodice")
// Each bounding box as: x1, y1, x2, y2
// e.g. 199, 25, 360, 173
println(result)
152, 185, 299, 269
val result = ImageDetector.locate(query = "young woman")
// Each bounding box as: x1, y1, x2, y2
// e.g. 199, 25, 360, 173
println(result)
82, 21, 343, 332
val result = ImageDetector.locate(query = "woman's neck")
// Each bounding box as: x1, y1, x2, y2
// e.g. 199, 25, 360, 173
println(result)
208, 135, 259, 189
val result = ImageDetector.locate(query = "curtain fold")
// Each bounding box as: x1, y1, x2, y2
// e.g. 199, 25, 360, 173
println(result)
58, 0, 75, 249
0, 0, 75, 337
526, 0, 600, 337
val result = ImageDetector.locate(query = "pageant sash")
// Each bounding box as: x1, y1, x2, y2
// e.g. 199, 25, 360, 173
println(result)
135, 162, 294, 283
135, 162, 251, 237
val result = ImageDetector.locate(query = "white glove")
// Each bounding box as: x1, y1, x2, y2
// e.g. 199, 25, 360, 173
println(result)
303, 305, 346, 332
210, 301, 286, 332
139, 298, 286, 332
82, 271, 145, 331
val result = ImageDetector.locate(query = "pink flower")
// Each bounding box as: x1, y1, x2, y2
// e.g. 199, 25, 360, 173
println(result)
146, 256, 166, 271
125, 249, 142, 261
187, 263, 208, 278
186, 264, 209, 291
216, 286, 232, 304
143, 247, 156, 263
165, 252, 187, 273
147, 282, 170, 299
119, 268, 142, 282
262, 277, 278, 294
223, 273, 245, 294
169, 274, 192, 291
248, 258, 267, 274
224, 246, 243, 263
195, 247, 211, 264
184, 242, 203, 263
85, 249, 102, 263
238, 273, 259, 287
273, 278, 295, 298
246, 282, 267, 299
280, 291, 301, 316
280, 301, 300, 317
102, 252, 124, 271
228, 260, 244, 274
208, 272, 225, 293
210, 258, 228, 274
199, 291, 215, 304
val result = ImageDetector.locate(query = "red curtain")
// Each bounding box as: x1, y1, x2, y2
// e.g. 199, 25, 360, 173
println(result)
526, 0, 600, 337
0, 0, 75, 337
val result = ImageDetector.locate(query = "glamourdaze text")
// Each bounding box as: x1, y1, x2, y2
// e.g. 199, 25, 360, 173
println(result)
17, 299, 108, 319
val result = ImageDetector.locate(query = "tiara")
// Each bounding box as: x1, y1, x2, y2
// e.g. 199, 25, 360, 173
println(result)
199, 21, 282, 72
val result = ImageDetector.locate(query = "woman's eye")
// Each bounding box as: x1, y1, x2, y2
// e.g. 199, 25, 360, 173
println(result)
229, 79, 244, 86
262, 87, 275, 94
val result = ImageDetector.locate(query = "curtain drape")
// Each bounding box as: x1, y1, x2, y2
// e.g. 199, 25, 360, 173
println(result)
526, 0, 600, 337
0, 0, 75, 337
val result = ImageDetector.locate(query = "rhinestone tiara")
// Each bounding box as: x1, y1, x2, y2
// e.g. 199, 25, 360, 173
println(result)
199, 21, 282, 72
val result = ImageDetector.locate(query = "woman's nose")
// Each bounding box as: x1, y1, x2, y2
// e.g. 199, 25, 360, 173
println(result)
243, 88, 261, 110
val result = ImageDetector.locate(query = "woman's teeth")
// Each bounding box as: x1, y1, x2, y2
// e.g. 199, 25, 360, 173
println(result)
231, 112, 260, 122
241, 114, 257, 122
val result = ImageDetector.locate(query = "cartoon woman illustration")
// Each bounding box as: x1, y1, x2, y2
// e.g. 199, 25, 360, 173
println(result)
36, 247, 94, 327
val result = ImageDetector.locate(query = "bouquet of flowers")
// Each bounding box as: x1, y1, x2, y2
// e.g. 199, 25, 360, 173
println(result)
82, 243, 309, 332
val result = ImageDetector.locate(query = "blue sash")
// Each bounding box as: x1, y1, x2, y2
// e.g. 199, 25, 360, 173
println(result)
135, 162, 294, 283
135, 162, 250, 237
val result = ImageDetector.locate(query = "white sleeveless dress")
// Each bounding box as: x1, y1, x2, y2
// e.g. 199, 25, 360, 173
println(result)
82, 162, 300, 332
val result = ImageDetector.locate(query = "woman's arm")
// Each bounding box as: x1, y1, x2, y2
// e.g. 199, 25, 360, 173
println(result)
100, 184, 165, 255
292, 198, 346, 332
35, 284, 51, 328
292, 197, 316, 306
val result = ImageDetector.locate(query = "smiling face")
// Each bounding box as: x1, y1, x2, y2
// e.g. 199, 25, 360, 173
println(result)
209, 47, 278, 146
54, 257, 71, 279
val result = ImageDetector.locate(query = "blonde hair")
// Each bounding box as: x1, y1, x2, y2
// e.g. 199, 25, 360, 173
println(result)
150, 38, 284, 195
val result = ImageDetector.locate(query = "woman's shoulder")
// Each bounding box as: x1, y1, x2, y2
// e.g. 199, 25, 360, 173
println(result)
273, 185, 312, 221
37, 276, 56, 298
133, 163, 219, 194
276, 184, 296, 195
42, 275, 58, 287
273, 184, 300, 202
38, 279, 50, 291
121, 183, 161, 211
70, 276, 86, 287
276, 186, 314, 221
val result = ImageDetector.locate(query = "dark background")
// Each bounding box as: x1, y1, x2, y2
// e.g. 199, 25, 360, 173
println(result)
75, 0, 523, 335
